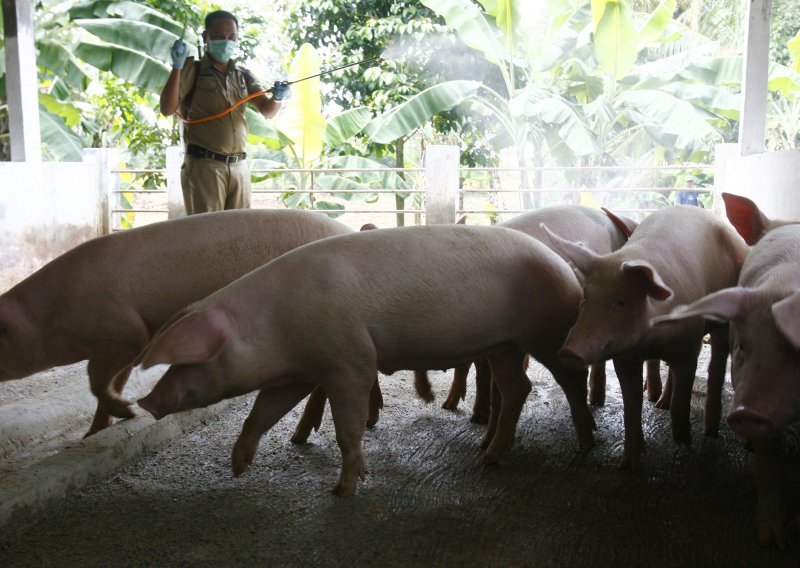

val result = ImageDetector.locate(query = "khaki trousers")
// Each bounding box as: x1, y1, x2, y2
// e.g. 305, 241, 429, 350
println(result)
180, 154, 251, 215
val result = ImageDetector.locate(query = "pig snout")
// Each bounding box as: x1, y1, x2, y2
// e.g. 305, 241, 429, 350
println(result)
726, 406, 777, 440
557, 346, 588, 369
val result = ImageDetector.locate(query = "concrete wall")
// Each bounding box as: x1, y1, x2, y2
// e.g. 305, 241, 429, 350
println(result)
714, 143, 800, 220
0, 155, 107, 292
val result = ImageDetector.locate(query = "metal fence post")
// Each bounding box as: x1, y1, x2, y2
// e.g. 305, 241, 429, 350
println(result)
83, 147, 119, 235
166, 146, 186, 219
424, 145, 459, 225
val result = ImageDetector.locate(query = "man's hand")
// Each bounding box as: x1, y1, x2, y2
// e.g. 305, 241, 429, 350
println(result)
170, 40, 188, 70
271, 81, 291, 101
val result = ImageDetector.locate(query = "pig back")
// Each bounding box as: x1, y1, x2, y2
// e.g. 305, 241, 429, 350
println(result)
622, 205, 748, 301
249, 224, 583, 374
6, 209, 352, 334
501, 205, 627, 255
738, 223, 800, 290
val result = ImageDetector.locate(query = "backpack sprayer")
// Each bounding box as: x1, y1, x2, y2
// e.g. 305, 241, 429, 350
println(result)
177, 56, 381, 125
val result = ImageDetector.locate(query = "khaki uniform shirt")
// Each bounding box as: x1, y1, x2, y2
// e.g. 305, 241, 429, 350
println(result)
179, 54, 265, 155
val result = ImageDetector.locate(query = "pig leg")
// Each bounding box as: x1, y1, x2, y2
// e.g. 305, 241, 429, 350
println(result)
704, 327, 730, 437
667, 344, 702, 445
589, 362, 606, 406
613, 357, 646, 469
291, 386, 328, 444
232, 381, 317, 476
471, 359, 491, 424
442, 364, 470, 410
753, 436, 787, 547
85, 364, 133, 437
413, 370, 435, 403
545, 358, 595, 452
326, 376, 374, 497
366, 379, 384, 427
88, 352, 140, 421
644, 359, 662, 402
655, 368, 673, 409
481, 349, 531, 464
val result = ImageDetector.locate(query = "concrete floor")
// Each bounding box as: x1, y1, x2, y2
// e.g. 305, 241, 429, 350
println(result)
1, 349, 799, 567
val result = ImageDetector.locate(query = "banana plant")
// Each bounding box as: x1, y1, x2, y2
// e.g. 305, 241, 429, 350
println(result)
264, 43, 410, 215
361, 0, 782, 210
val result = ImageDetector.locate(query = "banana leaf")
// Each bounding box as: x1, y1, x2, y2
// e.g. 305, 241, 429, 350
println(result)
324, 107, 373, 148
69, 1, 184, 37
276, 43, 326, 165
39, 107, 84, 161
246, 108, 294, 150
74, 39, 170, 93
421, 0, 506, 65
592, 0, 638, 82
619, 89, 717, 141
364, 80, 482, 144
75, 18, 195, 64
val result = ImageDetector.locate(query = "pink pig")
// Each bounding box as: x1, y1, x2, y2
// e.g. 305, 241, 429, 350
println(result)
0, 209, 352, 435
137, 224, 594, 497
543, 205, 749, 469
653, 192, 800, 546
439, 206, 663, 424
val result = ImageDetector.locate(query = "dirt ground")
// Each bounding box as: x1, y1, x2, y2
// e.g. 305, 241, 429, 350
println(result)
1, 347, 799, 567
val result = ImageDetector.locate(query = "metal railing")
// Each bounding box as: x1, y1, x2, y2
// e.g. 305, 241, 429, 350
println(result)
109, 157, 713, 231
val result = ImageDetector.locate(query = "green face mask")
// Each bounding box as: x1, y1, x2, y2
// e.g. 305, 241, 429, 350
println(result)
208, 39, 237, 63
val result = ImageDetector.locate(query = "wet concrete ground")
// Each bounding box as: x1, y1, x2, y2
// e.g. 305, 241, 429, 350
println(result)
1, 349, 799, 567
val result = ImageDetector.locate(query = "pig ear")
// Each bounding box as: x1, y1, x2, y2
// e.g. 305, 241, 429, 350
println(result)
359, 223, 378, 231
721, 192, 769, 246
540, 223, 600, 276
651, 287, 748, 326
621, 260, 674, 301
772, 291, 800, 350
601, 207, 638, 239
140, 308, 230, 368
456, 215, 468, 225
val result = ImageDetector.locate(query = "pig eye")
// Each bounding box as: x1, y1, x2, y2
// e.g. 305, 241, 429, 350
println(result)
615, 299, 626, 308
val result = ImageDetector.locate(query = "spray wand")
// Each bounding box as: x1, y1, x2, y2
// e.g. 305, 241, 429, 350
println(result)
178, 56, 381, 125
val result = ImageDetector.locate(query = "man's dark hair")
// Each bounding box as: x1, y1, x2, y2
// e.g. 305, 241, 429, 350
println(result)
205, 10, 238, 30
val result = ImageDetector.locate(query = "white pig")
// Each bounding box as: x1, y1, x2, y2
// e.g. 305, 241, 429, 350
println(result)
137, 224, 595, 497
652, 192, 800, 546
0, 209, 352, 435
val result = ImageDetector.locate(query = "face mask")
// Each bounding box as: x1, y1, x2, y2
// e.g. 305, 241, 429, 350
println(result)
207, 39, 237, 63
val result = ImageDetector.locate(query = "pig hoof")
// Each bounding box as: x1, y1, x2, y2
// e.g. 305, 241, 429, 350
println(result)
103, 398, 136, 419
83, 414, 114, 438
654, 397, 670, 410
469, 412, 489, 425
589, 394, 606, 407
331, 481, 357, 498
231, 441, 256, 476
290, 432, 310, 444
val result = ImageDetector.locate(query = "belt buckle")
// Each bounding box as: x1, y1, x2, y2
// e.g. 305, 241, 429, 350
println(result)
225, 154, 239, 164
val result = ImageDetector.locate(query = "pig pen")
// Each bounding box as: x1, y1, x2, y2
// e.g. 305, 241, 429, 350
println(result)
1, 345, 799, 566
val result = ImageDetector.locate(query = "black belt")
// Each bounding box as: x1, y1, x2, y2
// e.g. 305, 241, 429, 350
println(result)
186, 144, 247, 164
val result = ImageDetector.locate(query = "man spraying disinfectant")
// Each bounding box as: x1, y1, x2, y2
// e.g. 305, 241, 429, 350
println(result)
159, 10, 290, 215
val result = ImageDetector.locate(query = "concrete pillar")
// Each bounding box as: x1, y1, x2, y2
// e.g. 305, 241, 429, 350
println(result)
166, 146, 186, 219
738, 0, 771, 156
3, 0, 41, 162
424, 145, 459, 225
83, 148, 119, 235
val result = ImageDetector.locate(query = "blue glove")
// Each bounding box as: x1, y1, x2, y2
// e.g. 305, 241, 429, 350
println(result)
271, 81, 290, 101
170, 39, 188, 70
